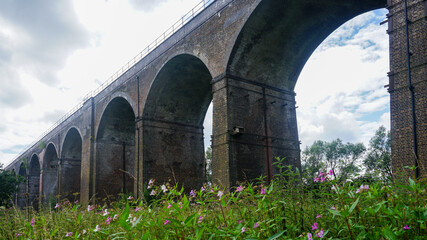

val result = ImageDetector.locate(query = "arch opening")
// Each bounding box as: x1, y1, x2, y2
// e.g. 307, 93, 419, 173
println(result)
143, 54, 212, 190
17, 163, 27, 208
61, 128, 82, 200
218, 0, 387, 186
29, 155, 40, 210
42, 143, 59, 202
96, 97, 135, 199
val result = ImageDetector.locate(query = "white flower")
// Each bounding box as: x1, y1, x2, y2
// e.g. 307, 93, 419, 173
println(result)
102, 209, 109, 216
94, 225, 101, 232
218, 190, 223, 199
161, 185, 168, 193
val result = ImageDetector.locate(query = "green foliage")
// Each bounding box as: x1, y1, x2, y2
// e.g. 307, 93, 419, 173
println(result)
1, 161, 425, 239
205, 146, 212, 183
363, 126, 392, 184
302, 139, 366, 183
0, 164, 25, 207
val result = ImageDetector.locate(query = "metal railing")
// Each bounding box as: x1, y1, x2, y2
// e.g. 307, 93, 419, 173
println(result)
8, 0, 215, 166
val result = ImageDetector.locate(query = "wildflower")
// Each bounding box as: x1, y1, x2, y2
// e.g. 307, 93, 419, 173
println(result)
307, 233, 313, 240
65, 232, 73, 237
127, 196, 133, 200
218, 190, 223, 199
312, 222, 318, 230
16, 233, 22, 237
318, 172, 326, 177
102, 209, 109, 216
82, 230, 87, 234
201, 186, 205, 192
330, 206, 336, 210
135, 206, 141, 212
164, 220, 171, 225
148, 179, 154, 189
316, 229, 324, 238
260, 188, 266, 195
150, 190, 156, 196
167, 203, 172, 209
30, 218, 35, 227
161, 185, 168, 193
74, 200, 79, 204
87, 205, 95, 212
198, 216, 203, 224
106, 217, 112, 225
55, 203, 60, 209
253, 222, 260, 229
314, 177, 319, 182
190, 190, 196, 198
328, 169, 334, 176
403, 225, 410, 230
320, 176, 326, 182
236, 186, 243, 192
316, 214, 322, 219
113, 214, 119, 220
94, 225, 101, 232
238, 220, 243, 224
241, 227, 246, 233
179, 202, 183, 209
356, 184, 370, 194
129, 216, 137, 226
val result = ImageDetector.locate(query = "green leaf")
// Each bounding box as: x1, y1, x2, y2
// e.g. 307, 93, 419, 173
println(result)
382, 227, 397, 240
267, 230, 286, 240
328, 209, 342, 216
349, 197, 359, 214
119, 202, 130, 231
184, 213, 197, 225
77, 213, 82, 224
408, 178, 416, 190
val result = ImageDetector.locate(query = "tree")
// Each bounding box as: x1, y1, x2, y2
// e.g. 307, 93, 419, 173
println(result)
204, 147, 212, 184
363, 126, 392, 183
302, 139, 366, 182
0, 164, 24, 207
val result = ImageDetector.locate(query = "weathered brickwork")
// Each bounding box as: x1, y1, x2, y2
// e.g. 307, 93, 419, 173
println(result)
388, 0, 426, 178
5, 0, 425, 207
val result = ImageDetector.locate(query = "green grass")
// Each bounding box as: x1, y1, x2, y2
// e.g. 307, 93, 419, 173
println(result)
1, 165, 426, 239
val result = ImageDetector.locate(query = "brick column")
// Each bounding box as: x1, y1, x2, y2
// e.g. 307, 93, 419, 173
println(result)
212, 74, 301, 190
387, 0, 426, 178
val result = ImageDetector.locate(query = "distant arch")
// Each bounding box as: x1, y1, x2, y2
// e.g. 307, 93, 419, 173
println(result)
95, 97, 136, 200
29, 154, 41, 210
42, 143, 59, 202
17, 162, 27, 208
60, 127, 82, 201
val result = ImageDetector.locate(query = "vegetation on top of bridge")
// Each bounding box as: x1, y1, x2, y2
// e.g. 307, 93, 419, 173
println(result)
7, 0, 216, 167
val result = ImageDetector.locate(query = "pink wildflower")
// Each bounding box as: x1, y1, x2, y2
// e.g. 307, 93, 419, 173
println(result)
316, 229, 324, 238
241, 227, 246, 233
198, 216, 203, 224
87, 205, 95, 212
127, 196, 133, 200
167, 203, 172, 209
161, 185, 168, 193
30, 218, 35, 227
102, 209, 110, 216
16, 233, 22, 237
55, 203, 60, 209
74, 200, 79, 204
218, 191, 223, 199
316, 214, 322, 218
150, 190, 156, 196
328, 169, 334, 176
190, 190, 196, 198
65, 232, 73, 237
253, 222, 260, 229
200, 186, 205, 192
113, 214, 118, 220
330, 206, 336, 210
403, 225, 410, 230
106, 217, 112, 225
238, 220, 243, 224
164, 220, 171, 225
260, 188, 266, 195
135, 207, 141, 212
307, 233, 313, 240
318, 172, 326, 177
147, 179, 154, 189
314, 177, 319, 182
236, 186, 244, 192
312, 222, 318, 230
94, 225, 101, 232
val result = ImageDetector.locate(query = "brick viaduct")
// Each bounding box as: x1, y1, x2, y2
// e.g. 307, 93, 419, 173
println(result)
4, 0, 426, 209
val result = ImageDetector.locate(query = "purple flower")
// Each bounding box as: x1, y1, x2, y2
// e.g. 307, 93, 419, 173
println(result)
403, 225, 410, 230
307, 233, 313, 240
241, 227, 246, 233
312, 222, 318, 230
316, 214, 322, 219
316, 229, 324, 238
190, 190, 196, 198
30, 218, 35, 227
135, 207, 141, 212
253, 222, 260, 229
55, 203, 60, 209
330, 206, 336, 210
314, 177, 319, 182
198, 215, 203, 224
87, 205, 95, 212
328, 169, 334, 176
164, 220, 171, 225
102, 209, 110, 216
127, 196, 133, 200
260, 188, 266, 195
150, 190, 156, 196
236, 186, 244, 192
74, 200, 79, 204
16, 233, 22, 237
318, 172, 326, 177
65, 232, 73, 237
218, 191, 224, 199
167, 203, 172, 209
106, 217, 112, 225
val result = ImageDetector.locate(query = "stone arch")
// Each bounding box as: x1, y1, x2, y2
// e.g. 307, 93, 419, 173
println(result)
28, 154, 41, 210
42, 143, 59, 201
142, 53, 212, 190
95, 97, 136, 200
60, 127, 82, 201
17, 162, 27, 208
212, 0, 386, 186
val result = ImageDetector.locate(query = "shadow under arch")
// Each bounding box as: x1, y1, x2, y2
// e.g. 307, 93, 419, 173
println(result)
42, 143, 59, 202
142, 53, 212, 190
60, 127, 82, 201
95, 97, 136, 200
29, 154, 40, 210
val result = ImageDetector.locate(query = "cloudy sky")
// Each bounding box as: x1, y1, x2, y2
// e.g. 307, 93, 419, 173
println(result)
0, 0, 389, 166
